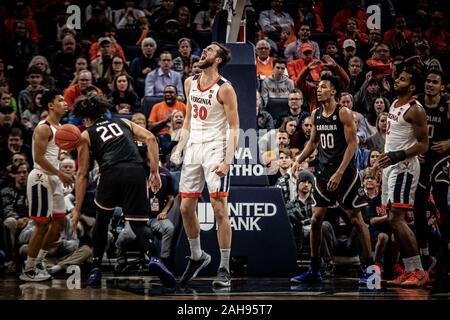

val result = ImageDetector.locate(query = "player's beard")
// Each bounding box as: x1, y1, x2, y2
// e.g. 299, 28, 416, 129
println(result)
198, 58, 214, 69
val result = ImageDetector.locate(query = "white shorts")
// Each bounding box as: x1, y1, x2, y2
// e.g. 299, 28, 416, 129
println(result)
27, 168, 66, 220
179, 140, 230, 198
381, 157, 420, 209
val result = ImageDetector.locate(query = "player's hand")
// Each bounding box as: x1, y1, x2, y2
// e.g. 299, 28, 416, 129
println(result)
149, 171, 162, 193
213, 163, 230, 177
58, 171, 74, 188
327, 171, 342, 191
431, 140, 450, 153
375, 153, 391, 169
71, 208, 80, 233
170, 151, 182, 166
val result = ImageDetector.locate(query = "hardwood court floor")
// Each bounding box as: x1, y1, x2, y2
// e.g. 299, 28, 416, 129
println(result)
0, 274, 449, 300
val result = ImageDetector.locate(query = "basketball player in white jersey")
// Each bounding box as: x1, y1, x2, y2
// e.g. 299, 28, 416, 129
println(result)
375, 67, 429, 287
171, 42, 239, 287
20, 90, 73, 281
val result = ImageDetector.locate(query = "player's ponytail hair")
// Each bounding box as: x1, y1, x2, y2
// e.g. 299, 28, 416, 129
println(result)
72, 94, 111, 121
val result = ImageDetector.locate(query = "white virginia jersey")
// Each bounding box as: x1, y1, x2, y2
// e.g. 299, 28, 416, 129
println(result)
385, 99, 422, 156
32, 120, 61, 173
188, 74, 229, 143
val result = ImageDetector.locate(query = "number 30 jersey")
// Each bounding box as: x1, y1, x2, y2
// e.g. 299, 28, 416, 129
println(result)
314, 104, 348, 165
188, 74, 229, 143
87, 118, 143, 172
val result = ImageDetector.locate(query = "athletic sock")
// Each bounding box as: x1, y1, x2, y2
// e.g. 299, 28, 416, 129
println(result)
188, 237, 202, 261
311, 257, 320, 273
219, 249, 231, 271
403, 255, 423, 272
36, 249, 48, 264
24, 257, 36, 271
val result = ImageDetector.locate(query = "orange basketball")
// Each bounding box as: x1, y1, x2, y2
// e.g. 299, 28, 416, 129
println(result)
55, 124, 82, 151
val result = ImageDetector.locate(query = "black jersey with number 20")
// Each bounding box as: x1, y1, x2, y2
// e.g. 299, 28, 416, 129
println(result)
87, 118, 143, 172
315, 104, 349, 165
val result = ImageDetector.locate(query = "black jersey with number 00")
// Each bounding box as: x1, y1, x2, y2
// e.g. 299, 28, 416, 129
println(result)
418, 95, 449, 158
315, 104, 348, 165
87, 118, 143, 171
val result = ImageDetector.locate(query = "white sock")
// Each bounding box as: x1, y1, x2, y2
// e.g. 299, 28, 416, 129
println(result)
403, 255, 423, 272
36, 249, 48, 263
219, 249, 231, 271
24, 257, 36, 271
188, 237, 202, 261
420, 247, 429, 256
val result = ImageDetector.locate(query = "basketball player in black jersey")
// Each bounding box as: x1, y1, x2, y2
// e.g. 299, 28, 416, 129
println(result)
291, 75, 374, 284
414, 69, 450, 290
71, 95, 176, 287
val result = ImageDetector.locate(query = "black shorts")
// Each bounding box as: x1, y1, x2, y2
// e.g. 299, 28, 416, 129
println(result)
415, 156, 449, 209
313, 163, 367, 210
95, 163, 149, 220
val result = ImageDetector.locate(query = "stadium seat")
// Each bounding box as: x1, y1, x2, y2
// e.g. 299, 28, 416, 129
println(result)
117, 28, 141, 47
141, 96, 164, 119
266, 97, 289, 121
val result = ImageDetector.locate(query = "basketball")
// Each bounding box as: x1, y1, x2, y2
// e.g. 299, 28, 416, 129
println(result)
55, 124, 82, 151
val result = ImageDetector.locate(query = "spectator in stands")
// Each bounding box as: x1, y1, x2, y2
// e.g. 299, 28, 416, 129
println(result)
258, 0, 294, 42
0, 79, 17, 112
18, 66, 47, 116
331, 0, 368, 35
144, 52, 183, 99
336, 18, 368, 49
148, 85, 186, 135
285, 169, 315, 254
63, 70, 102, 110
69, 57, 89, 87
27, 56, 56, 90
354, 71, 382, 115
410, 39, 443, 73
194, 0, 221, 32
89, 24, 126, 63
191, 58, 202, 76
21, 89, 45, 131
340, 92, 368, 144
296, 115, 312, 150
256, 90, 275, 130
5, 128, 32, 166
50, 35, 82, 90
287, 43, 321, 84
347, 56, 365, 96
284, 24, 320, 62
296, 56, 350, 111
366, 96, 389, 137
384, 16, 413, 54
0, 92, 14, 111
176, 6, 195, 40
275, 89, 309, 129
86, 0, 113, 23
91, 37, 114, 81
1, 162, 29, 263
81, 4, 112, 42
256, 40, 275, 81
130, 37, 159, 95
366, 43, 393, 80
261, 58, 294, 108
151, 0, 177, 32
116, 0, 145, 30
275, 148, 297, 200
424, 12, 450, 53
341, 39, 358, 70
173, 38, 200, 80
4, 20, 38, 81
98, 55, 130, 94
4, 2, 40, 44
108, 74, 141, 114
294, 0, 324, 33
365, 112, 387, 153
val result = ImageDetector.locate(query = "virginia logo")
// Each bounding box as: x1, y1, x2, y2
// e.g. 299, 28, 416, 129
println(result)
197, 202, 215, 231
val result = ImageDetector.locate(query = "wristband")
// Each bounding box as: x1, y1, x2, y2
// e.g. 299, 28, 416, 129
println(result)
386, 150, 406, 165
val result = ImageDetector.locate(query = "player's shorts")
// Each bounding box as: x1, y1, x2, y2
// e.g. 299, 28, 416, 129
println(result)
381, 157, 420, 209
313, 163, 367, 210
95, 163, 149, 221
27, 168, 66, 220
179, 140, 230, 198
